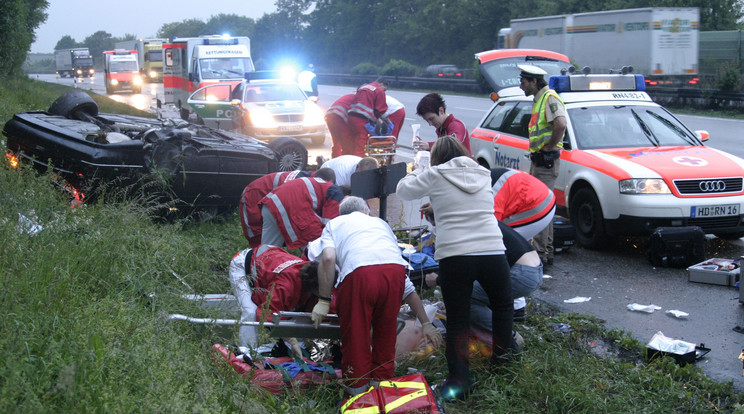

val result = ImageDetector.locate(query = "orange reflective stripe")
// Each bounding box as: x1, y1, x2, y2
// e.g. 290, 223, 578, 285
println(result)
383, 389, 428, 412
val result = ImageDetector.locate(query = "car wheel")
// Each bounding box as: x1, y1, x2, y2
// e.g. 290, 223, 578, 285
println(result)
311, 134, 325, 145
569, 187, 612, 249
268, 136, 308, 172
48, 89, 98, 119
714, 231, 744, 240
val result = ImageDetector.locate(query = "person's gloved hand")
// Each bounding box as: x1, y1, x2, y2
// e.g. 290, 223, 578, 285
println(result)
422, 321, 442, 348
375, 118, 388, 136
287, 337, 303, 359
311, 299, 330, 328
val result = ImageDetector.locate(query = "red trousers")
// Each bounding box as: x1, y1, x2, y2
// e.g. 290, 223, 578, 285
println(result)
335, 263, 405, 388
326, 114, 351, 158
348, 116, 370, 157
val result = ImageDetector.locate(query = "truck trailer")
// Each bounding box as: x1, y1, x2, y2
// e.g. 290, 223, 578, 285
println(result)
162, 35, 253, 120
103, 50, 142, 94
114, 38, 166, 83
55, 48, 95, 78
497, 7, 699, 84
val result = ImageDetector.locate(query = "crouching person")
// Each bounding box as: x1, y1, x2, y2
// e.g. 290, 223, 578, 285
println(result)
228, 244, 320, 357
311, 196, 408, 395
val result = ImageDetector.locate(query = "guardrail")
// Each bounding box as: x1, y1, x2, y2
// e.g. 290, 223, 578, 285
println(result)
318, 73, 744, 109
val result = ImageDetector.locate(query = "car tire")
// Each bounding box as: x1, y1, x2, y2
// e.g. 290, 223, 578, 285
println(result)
570, 187, 612, 249
48, 89, 98, 119
311, 134, 325, 145
268, 136, 308, 172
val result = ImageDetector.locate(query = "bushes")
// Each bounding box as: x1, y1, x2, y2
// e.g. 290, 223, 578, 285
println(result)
350, 62, 378, 75
381, 59, 416, 77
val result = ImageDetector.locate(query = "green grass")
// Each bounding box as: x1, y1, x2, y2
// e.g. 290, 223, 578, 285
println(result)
1, 75, 744, 413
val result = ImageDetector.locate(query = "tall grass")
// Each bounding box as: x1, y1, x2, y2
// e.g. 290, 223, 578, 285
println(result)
1, 76, 743, 413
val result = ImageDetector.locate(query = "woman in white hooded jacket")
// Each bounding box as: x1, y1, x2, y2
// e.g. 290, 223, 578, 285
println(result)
396, 135, 516, 401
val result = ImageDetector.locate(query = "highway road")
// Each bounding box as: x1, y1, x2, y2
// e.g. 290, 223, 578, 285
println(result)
27, 74, 744, 391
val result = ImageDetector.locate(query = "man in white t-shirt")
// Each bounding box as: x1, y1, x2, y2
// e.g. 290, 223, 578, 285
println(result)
311, 196, 407, 395
318, 155, 378, 187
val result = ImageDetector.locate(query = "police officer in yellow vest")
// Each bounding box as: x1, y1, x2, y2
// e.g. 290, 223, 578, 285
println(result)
518, 64, 567, 267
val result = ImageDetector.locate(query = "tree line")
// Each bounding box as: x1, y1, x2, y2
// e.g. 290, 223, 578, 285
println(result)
6, 0, 744, 77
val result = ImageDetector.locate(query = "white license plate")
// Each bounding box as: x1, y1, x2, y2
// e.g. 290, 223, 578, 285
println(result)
691, 204, 739, 218
278, 125, 303, 132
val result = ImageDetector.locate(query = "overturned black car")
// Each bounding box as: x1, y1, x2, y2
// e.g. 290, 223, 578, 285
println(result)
3, 90, 308, 212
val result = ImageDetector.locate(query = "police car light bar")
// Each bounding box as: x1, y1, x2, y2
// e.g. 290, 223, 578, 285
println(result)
244, 70, 280, 82
550, 74, 645, 92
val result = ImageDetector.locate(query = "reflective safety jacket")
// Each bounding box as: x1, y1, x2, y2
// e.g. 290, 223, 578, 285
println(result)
260, 177, 344, 249
240, 171, 312, 247
528, 88, 564, 152
348, 82, 387, 122
490, 168, 555, 227
326, 93, 356, 122
249, 244, 313, 321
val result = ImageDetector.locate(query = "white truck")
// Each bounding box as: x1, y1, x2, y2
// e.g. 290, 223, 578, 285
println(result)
114, 38, 167, 83
103, 50, 142, 94
497, 7, 699, 84
162, 35, 253, 120
54, 48, 95, 78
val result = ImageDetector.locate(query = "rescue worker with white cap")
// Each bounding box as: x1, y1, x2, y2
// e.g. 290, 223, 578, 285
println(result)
518, 64, 567, 267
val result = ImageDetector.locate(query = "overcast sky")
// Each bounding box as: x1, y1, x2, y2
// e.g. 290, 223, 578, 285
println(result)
31, 0, 277, 53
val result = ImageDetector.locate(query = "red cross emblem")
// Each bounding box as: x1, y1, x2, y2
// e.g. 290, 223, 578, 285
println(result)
673, 156, 707, 167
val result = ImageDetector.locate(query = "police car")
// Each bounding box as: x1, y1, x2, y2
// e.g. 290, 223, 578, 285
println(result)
186, 72, 327, 145
471, 51, 744, 247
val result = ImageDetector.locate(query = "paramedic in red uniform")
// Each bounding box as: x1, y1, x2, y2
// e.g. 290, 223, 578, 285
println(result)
239, 169, 335, 248
259, 175, 345, 250
415, 92, 470, 155
490, 167, 556, 241
311, 196, 408, 395
325, 93, 355, 158
347, 78, 389, 157
229, 244, 321, 356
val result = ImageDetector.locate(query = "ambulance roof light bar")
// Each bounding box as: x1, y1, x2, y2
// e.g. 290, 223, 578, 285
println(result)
200, 35, 240, 46
550, 72, 646, 93
244, 70, 280, 82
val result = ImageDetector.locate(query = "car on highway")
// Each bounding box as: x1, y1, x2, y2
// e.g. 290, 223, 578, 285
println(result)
470, 49, 744, 247
3, 90, 308, 213
186, 73, 327, 145
421, 64, 462, 78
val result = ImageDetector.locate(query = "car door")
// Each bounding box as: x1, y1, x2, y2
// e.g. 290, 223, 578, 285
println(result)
493, 101, 533, 172
187, 83, 237, 130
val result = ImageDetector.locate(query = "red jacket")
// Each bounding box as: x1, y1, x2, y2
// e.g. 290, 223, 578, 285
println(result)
250, 245, 314, 322
490, 168, 555, 227
240, 171, 312, 247
326, 93, 356, 122
260, 177, 345, 249
348, 82, 387, 122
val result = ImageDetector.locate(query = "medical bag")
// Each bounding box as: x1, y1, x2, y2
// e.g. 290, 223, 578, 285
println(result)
647, 226, 706, 268
553, 220, 576, 253
340, 373, 442, 413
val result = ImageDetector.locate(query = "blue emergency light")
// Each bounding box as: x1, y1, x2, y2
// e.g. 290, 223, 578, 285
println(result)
550, 74, 645, 92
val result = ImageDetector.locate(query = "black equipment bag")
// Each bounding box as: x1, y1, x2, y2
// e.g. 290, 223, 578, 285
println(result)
553, 220, 576, 252
647, 226, 706, 268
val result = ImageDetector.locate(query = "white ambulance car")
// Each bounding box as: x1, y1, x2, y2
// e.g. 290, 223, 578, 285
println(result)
471, 49, 744, 247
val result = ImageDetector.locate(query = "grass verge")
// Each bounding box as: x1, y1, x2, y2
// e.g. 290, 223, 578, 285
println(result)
1, 75, 743, 413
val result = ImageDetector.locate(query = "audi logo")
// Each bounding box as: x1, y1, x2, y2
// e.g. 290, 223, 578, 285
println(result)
699, 180, 726, 192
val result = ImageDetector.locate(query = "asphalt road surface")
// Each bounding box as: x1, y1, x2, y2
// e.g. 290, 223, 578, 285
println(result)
27, 74, 744, 391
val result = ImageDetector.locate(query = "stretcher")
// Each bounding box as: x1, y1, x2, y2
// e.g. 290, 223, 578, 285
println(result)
364, 135, 397, 166
166, 294, 341, 339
